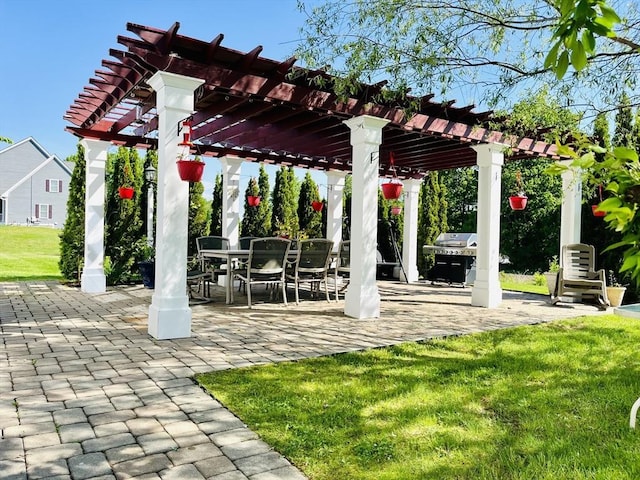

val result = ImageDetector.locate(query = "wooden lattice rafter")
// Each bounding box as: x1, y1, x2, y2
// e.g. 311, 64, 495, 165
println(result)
65, 22, 560, 179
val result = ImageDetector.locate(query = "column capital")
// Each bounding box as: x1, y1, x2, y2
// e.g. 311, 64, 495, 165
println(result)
402, 177, 422, 193
80, 138, 111, 152
343, 115, 390, 145
472, 143, 506, 167
219, 155, 244, 168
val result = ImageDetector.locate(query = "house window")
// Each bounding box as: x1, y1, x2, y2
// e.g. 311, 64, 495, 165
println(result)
35, 204, 52, 220
45, 179, 62, 193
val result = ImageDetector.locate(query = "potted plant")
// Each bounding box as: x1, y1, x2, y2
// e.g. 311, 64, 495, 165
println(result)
137, 243, 155, 289
544, 256, 559, 297
176, 153, 205, 182
381, 152, 403, 200
606, 270, 626, 307
119, 163, 135, 199
508, 171, 527, 210
247, 195, 261, 207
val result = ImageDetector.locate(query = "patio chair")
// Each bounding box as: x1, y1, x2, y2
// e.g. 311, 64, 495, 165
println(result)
334, 240, 351, 300
239, 236, 258, 249
196, 236, 230, 295
286, 238, 334, 304
233, 237, 291, 308
551, 243, 610, 310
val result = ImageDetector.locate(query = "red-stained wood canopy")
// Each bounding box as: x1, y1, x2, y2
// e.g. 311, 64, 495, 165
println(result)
65, 22, 559, 179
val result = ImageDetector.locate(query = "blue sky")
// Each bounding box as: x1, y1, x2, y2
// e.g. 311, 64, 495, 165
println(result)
0, 0, 327, 197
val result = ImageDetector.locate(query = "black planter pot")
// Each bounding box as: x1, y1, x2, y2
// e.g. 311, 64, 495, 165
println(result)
138, 261, 155, 289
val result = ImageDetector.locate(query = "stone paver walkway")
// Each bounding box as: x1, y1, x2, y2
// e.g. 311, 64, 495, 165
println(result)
0, 281, 608, 479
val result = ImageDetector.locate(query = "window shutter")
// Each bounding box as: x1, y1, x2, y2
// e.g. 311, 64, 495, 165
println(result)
58, 180, 62, 192
48, 205, 53, 219
45, 179, 50, 192
35, 204, 39, 218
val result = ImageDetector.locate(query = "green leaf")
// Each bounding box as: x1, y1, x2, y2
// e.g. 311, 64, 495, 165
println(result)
620, 255, 637, 273
556, 50, 569, 79
570, 40, 588, 70
544, 42, 561, 69
599, 197, 622, 209
581, 29, 596, 53
600, 4, 621, 25
612, 146, 639, 161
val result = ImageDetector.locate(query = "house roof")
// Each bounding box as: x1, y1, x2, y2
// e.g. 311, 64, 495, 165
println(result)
65, 22, 559, 179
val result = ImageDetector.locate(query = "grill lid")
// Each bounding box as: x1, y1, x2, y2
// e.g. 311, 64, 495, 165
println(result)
433, 232, 477, 247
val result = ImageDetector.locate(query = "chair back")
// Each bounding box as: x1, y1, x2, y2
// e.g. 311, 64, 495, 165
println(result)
248, 238, 291, 274
337, 240, 351, 272
239, 236, 258, 250
296, 239, 334, 273
562, 243, 596, 279
197, 236, 230, 252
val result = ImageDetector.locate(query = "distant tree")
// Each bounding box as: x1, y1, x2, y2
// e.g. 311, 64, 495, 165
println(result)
496, 88, 578, 272
209, 174, 223, 236
59, 143, 86, 281
298, 172, 323, 238
271, 166, 299, 237
377, 190, 403, 264
0, 137, 12, 144
440, 168, 477, 233
188, 162, 211, 257
104, 147, 143, 285
612, 92, 634, 149
241, 177, 262, 237
255, 165, 272, 237
417, 171, 447, 277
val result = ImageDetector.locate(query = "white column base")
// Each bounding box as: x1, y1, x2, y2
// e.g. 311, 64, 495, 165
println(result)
400, 265, 419, 283
80, 268, 106, 293
344, 286, 381, 319
148, 298, 191, 339
471, 279, 502, 308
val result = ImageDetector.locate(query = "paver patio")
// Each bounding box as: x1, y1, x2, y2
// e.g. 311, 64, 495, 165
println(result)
0, 280, 607, 479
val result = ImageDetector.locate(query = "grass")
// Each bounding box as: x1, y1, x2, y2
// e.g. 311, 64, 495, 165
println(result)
0, 226, 62, 281
197, 316, 640, 480
500, 271, 549, 295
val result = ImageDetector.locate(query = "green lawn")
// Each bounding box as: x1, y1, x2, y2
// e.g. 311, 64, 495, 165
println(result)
197, 316, 640, 480
0, 226, 62, 281
501, 272, 549, 295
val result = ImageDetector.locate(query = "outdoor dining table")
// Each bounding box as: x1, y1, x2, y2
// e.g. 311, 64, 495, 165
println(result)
199, 248, 300, 304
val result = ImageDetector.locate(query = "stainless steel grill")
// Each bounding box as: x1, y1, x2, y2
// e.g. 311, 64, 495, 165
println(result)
423, 233, 477, 286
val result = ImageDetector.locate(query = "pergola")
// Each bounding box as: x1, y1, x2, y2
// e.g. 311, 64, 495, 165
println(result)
65, 22, 582, 340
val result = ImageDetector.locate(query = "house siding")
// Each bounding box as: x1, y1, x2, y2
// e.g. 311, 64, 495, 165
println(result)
0, 138, 72, 227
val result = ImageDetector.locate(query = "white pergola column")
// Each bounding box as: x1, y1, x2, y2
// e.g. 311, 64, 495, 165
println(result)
220, 156, 243, 249
325, 171, 346, 249
147, 71, 204, 340
471, 144, 504, 308
80, 138, 109, 293
560, 159, 582, 258
343, 115, 390, 319
400, 178, 421, 282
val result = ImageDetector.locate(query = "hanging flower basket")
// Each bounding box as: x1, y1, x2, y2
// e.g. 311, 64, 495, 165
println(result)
508, 195, 528, 210
592, 204, 606, 217
381, 152, 403, 200
118, 186, 134, 199
592, 185, 605, 217
247, 195, 261, 207
381, 181, 403, 200
508, 171, 527, 210
390, 206, 402, 216
176, 160, 205, 182
311, 200, 324, 212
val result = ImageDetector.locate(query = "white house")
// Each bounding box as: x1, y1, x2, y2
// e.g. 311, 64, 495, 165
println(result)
0, 137, 73, 227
